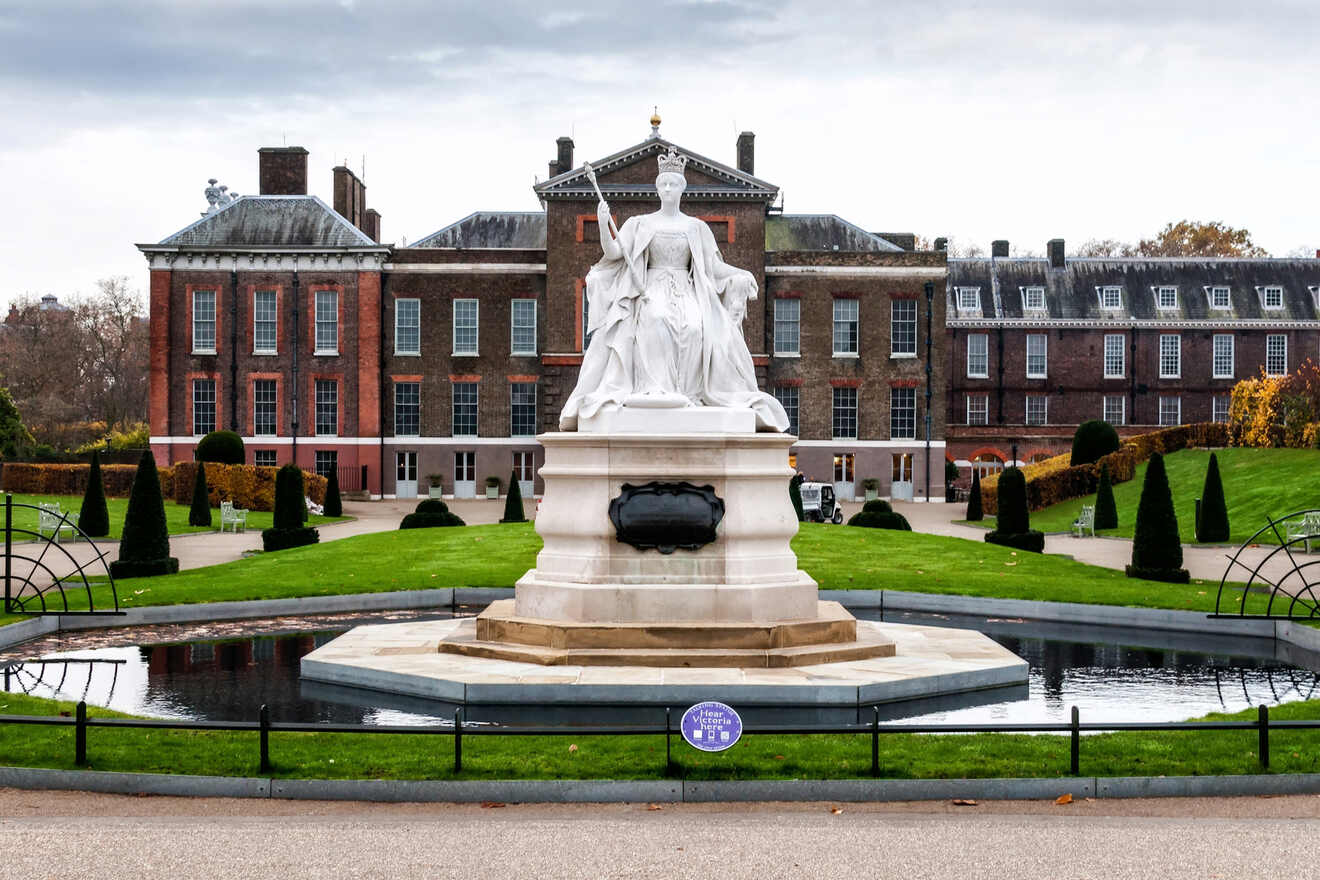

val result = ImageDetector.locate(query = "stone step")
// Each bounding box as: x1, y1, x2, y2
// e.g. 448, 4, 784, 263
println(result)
475, 599, 858, 650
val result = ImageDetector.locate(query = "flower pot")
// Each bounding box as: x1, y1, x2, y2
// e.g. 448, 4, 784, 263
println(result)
485, 486, 498, 500
864, 488, 879, 502
428, 487, 444, 499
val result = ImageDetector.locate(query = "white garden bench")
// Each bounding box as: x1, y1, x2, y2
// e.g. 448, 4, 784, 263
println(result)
37, 503, 80, 543
1284, 511, 1320, 553
219, 501, 248, 533
1072, 504, 1096, 538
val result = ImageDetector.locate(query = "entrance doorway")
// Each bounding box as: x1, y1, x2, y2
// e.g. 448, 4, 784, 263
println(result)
395, 451, 418, 498
891, 453, 914, 502
832, 452, 855, 501
454, 451, 476, 498
513, 450, 535, 498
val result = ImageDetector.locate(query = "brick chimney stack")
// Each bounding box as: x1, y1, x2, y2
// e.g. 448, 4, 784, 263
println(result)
556, 137, 574, 176
736, 132, 755, 175
258, 147, 308, 195
364, 208, 381, 243
333, 165, 367, 231
1048, 238, 1066, 268
991, 240, 1010, 258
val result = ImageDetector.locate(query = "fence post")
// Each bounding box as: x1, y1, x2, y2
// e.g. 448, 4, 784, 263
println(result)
1070, 705, 1080, 776
259, 704, 271, 774
4, 494, 12, 614
664, 708, 674, 778
871, 706, 880, 778
1258, 704, 1270, 770
75, 701, 87, 766
453, 707, 462, 775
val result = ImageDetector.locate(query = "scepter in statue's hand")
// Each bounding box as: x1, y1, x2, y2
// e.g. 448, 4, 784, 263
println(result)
583, 162, 639, 282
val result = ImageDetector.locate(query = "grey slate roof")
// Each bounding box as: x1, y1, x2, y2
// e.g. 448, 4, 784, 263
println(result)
948, 257, 1320, 325
153, 196, 379, 249
766, 215, 903, 253
410, 212, 546, 249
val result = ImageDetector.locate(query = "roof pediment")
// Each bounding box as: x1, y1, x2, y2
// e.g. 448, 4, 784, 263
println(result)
533, 137, 779, 203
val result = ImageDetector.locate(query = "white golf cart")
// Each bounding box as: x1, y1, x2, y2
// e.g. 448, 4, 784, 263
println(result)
800, 481, 844, 524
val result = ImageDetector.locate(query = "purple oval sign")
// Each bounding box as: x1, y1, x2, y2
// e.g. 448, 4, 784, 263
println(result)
679, 701, 742, 752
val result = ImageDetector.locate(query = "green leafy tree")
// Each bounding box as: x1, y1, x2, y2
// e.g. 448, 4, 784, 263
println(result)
110, 450, 178, 578
0, 387, 34, 459
1126, 452, 1189, 583
501, 469, 526, 523
78, 448, 110, 537
966, 470, 983, 521
189, 461, 212, 527
1196, 452, 1230, 542
1094, 461, 1118, 530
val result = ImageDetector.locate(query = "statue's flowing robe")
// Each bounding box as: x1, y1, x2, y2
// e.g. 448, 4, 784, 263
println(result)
558, 213, 790, 432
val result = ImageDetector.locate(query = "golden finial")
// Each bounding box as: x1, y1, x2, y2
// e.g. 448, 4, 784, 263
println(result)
648, 106, 661, 139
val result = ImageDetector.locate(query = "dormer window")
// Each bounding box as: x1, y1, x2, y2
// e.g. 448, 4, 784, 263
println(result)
1154, 286, 1178, 310
1206, 285, 1231, 310
956, 287, 981, 313
1097, 286, 1123, 310
1021, 286, 1046, 312
1258, 285, 1284, 310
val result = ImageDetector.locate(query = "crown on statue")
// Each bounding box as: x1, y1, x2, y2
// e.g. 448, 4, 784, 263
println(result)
656, 148, 688, 178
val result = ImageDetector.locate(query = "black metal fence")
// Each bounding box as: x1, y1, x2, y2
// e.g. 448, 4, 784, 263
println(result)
2, 703, 1317, 778
334, 465, 368, 493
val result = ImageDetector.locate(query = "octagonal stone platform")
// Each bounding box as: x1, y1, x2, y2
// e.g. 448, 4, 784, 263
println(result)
300, 617, 1029, 707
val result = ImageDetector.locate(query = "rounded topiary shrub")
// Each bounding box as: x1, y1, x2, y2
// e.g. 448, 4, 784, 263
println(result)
861, 499, 893, 514
1126, 452, 1189, 583
847, 508, 912, 530
196, 430, 245, 465
1070, 420, 1121, 467
262, 464, 319, 551
400, 497, 466, 529
1196, 452, 1229, 543
78, 449, 110, 538
985, 466, 1044, 553
110, 450, 179, 578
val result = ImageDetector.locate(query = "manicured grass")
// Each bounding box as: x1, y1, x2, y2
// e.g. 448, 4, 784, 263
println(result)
1, 691, 1315, 781
998, 448, 1320, 545
1, 493, 347, 541
0, 521, 1235, 626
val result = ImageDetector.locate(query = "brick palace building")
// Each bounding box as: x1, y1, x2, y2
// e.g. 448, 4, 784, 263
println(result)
139, 123, 949, 501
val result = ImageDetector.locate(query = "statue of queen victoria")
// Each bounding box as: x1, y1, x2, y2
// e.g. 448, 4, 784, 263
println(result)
558, 148, 789, 433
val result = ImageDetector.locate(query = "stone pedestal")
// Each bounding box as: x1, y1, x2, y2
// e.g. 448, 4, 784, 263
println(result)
517, 428, 816, 623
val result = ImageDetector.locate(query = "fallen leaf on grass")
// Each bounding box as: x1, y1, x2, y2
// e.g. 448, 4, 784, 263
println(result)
773, 755, 785, 760
829, 806, 843, 815
952, 799, 978, 807
1055, 793, 1073, 805
568, 743, 578, 753
1004, 562, 1017, 567
481, 801, 506, 809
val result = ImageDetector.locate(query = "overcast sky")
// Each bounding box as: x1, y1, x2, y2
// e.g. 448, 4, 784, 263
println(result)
2, 0, 1317, 310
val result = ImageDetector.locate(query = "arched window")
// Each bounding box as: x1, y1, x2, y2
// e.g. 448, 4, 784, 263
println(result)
972, 453, 1004, 480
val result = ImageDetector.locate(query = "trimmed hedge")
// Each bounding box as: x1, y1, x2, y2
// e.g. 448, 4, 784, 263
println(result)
188, 461, 212, 527
1196, 451, 1230, 543
981, 422, 1229, 515
848, 498, 911, 530
984, 530, 1045, 553
984, 466, 1044, 553
323, 468, 343, 518
1094, 462, 1118, 530
77, 450, 110, 538
261, 526, 320, 552
3, 462, 174, 498
263, 465, 319, 551
196, 430, 245, 465
501, 469, 526, 523
110, 450, 177, 579
966, 471, 983, 521
401, 497, 466, 529
1070, 419, 1121, 467
171, 462, 326, 513
1126, 452, 1188, 583
789, 473, 805, 522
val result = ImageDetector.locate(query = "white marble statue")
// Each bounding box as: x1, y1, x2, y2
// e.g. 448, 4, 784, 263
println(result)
558, 148, 789, 432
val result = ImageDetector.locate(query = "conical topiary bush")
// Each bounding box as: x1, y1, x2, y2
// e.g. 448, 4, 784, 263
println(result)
966, 470, 983, 521
501, 469, 526, 523
789, 473, 805, 522
1196, 452, 1230, 543
1126, 452, 1189, 583
323, 467, 342, 518
1094, 461, 1118, 530
262, 464, 319, 552
189, 460, 212, 527
984, 466, 1044, 552
78, 449, 110, 538
110, 450, 179, 578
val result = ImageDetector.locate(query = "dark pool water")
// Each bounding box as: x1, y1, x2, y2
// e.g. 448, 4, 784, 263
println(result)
3, 610, 1317, 728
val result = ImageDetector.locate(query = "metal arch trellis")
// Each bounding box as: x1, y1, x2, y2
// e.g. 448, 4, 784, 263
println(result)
2, 494, 123, 616
1212, 508, 1320, 621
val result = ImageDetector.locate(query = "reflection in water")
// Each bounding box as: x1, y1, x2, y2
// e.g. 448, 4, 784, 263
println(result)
4, 620, 1318, 727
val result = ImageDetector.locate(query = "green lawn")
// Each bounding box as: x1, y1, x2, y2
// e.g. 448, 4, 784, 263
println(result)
1011, 448, 1320, 544
0, 691, 1315, 781
0, 521, 1235, 626
0, 492, 347, 541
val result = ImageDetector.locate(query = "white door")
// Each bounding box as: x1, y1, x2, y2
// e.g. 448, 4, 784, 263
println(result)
454, 451, 476, 499
395, 451, 418, 498
891, 453, 914, 502
513, 450, 535, 498
832, 453, 855, 502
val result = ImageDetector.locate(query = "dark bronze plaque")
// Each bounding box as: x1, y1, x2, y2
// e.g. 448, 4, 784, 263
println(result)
608, 482, 725, 554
